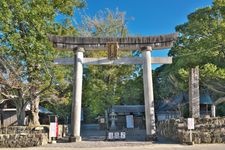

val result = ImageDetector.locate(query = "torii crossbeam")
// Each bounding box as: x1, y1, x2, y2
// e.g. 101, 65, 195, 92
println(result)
49, 33, 177, 50
49, 33, 178, 142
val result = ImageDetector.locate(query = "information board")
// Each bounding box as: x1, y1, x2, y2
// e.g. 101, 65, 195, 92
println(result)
126, 115, 134, 128
187, 118, 195, 130
50, 122, 57, 137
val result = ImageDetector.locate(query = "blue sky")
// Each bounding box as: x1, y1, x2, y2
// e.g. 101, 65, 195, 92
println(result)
75, 0, 213, 57
71, 0, 213, 68
81, 0, 213, 35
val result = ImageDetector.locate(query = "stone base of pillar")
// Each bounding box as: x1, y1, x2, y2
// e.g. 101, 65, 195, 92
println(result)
145, 134, 157, 141
69, 136, 82, 142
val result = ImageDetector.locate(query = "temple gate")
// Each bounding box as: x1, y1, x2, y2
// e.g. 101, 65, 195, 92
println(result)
49, 33, 178, 141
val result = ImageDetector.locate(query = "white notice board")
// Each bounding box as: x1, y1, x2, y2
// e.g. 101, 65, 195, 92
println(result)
120, 132, 126, 139
187, 118, 195, 130
50, 122, 57, 137
108, 132, 113, 140
114, 132, 120, 139
126, 115, 134, 128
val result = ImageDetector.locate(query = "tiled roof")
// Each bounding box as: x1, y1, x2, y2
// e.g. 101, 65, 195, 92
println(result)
111, 105, 145, 113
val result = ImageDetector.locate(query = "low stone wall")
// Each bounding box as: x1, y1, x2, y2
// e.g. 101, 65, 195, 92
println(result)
157, 117, 225, 144
0, 126, 48, 148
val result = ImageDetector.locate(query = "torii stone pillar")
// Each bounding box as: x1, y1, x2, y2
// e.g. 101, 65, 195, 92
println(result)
70, 47, 84, 142
142, 46, 156, 140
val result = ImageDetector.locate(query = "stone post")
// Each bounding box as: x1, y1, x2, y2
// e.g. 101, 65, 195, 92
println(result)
211, 104, 216, 117
189, 67, 200, 118
141, 46, 156, 141
70, 47, 84, 142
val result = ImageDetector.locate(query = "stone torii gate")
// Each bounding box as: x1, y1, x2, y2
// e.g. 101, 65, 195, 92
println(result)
49, 33, 178, 142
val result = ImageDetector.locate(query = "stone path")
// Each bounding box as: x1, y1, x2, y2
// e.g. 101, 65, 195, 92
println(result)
1, 141, 225, 150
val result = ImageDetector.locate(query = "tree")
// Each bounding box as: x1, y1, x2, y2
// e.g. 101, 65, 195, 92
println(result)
77, 9, 143, 122
0, 0, 84, 126
78, 8, 128, 37
155, 0, 225, 109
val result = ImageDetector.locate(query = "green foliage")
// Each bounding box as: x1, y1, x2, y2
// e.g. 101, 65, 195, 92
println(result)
82, 56, 141, 122
153, 1, 225, 109
201, 63, 225, 80
170, 0, 225, 68
78, 9, 143, 122
216, 103, 225, 116
0, 0, 84, 124
78, 8, 128, 37
171, 1, 225, 101
119, 76, 144, 105
152, 1, 224, 105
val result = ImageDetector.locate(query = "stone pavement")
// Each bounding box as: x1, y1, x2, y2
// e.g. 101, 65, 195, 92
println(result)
1, 141, 225, 150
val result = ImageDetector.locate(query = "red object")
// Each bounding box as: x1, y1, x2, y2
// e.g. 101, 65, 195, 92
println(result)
49, 115, 58, 138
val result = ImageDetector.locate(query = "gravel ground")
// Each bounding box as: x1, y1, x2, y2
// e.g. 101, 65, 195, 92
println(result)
44, 141, 153, 148
1, 141, 225, 150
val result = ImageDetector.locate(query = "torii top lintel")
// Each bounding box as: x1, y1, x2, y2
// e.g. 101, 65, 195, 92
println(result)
48, 33, 178, 51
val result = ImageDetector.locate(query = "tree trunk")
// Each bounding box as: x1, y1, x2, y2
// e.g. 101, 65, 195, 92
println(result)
17, 107, 26, 125
29, 96, 40, 127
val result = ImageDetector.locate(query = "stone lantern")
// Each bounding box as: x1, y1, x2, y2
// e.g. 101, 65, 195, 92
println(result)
109, 110, 117, 130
